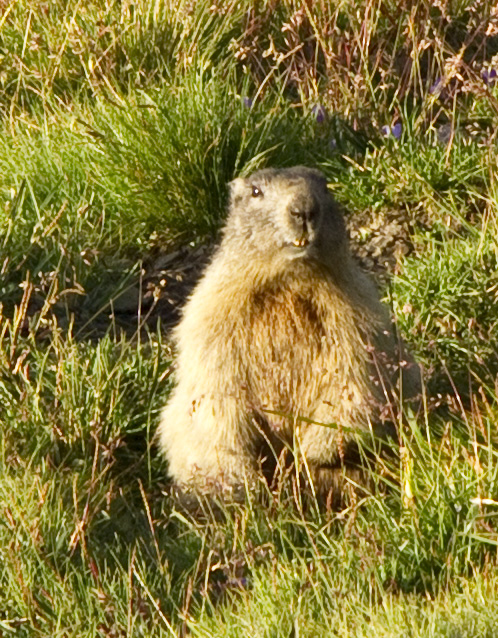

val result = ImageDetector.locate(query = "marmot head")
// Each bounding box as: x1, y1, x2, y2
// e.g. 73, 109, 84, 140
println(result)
227, 166, 346, 261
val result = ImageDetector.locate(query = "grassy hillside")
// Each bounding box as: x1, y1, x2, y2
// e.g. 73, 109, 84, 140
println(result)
2, 1, 498, 635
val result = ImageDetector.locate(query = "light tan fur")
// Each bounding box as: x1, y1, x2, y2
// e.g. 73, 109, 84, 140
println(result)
158, 166, 420, 496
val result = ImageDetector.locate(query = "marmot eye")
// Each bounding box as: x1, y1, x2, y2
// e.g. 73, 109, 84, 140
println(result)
251, 185, 262, 197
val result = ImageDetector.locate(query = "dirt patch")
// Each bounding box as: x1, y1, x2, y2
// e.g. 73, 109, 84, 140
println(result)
345, 207, 416, 283
142, 243, 215, 328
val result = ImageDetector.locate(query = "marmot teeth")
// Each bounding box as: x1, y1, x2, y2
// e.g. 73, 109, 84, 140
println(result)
292, 237, 309, 247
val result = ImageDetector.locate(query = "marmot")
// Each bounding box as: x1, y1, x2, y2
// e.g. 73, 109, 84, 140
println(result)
158, 166, 420, 499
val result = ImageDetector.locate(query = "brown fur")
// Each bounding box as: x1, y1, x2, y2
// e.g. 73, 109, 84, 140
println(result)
158, 166, 420, 499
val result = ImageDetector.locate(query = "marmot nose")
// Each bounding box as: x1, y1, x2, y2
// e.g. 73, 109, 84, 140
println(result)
290, 200, 320, 221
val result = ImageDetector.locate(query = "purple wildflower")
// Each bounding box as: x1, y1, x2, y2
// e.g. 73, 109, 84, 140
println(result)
429, 77, 443, 95
243, 97, 253, 108
381, 122, 402, 139
311, 104, 326, 124
391, 122, 402, 139
482, 68, 497, 85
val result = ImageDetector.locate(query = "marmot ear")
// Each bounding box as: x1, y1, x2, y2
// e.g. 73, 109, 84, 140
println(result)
307, 167, 328, 185
228, 177, 246, 199
229, 177, 245, 189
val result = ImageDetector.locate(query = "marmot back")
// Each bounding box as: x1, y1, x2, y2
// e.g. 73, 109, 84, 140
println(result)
158, 166, 421, 500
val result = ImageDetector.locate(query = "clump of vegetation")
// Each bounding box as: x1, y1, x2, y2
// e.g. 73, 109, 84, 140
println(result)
2, 1, 498, 635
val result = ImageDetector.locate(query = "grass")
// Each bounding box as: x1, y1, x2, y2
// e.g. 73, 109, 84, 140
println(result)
2, 0, 498, 635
